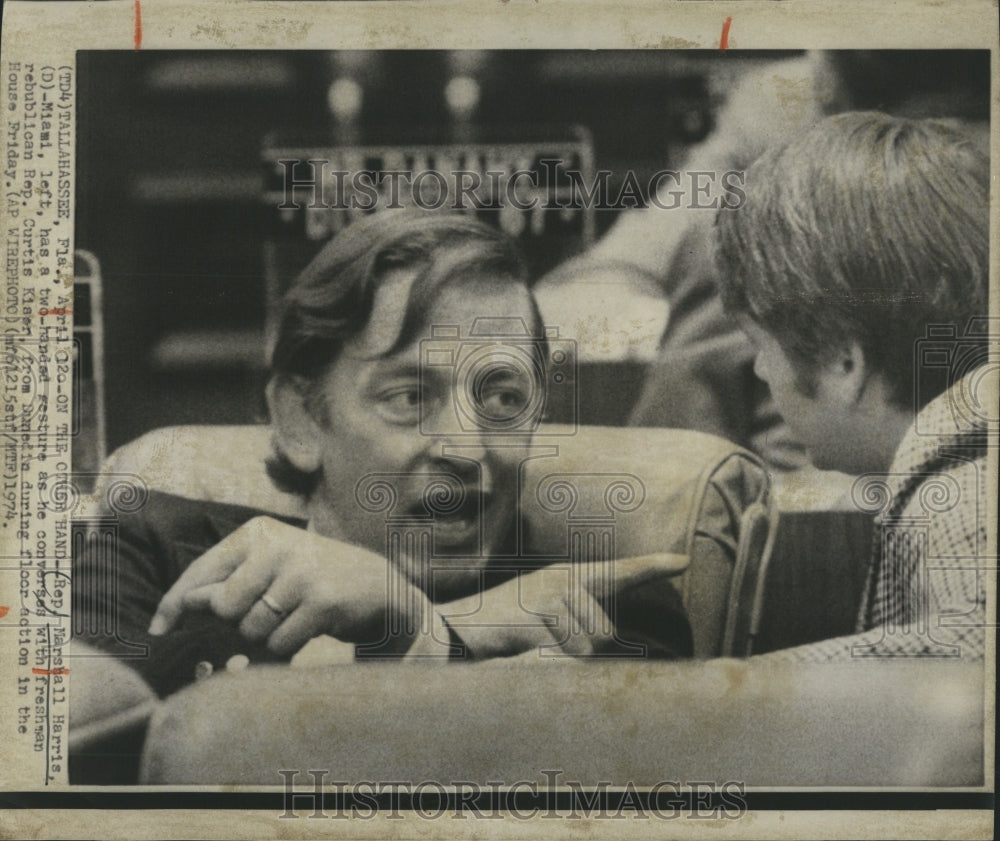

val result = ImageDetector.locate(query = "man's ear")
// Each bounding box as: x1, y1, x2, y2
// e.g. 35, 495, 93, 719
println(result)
266, 376, 324, 473
823, 341, 868, 406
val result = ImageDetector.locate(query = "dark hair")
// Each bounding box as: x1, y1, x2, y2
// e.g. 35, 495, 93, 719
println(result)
266, 210, 540, 496
714, 111, 989, 408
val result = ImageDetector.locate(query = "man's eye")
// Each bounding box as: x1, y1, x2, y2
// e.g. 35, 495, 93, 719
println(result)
477, 387, 530, 420
377, 388, 424, 422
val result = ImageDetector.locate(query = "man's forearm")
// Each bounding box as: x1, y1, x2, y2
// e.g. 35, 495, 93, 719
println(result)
407, 554, 691, 661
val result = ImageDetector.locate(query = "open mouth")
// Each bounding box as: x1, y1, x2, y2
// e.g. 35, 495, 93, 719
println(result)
407, 489, 488, 548
435, 490, 487, 547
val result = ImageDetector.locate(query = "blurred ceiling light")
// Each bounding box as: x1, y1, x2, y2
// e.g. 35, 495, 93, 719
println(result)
444, 75, 481, 119
327, 77, 363, 122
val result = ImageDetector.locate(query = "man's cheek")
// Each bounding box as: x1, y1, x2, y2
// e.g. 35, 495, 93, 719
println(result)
355, 514, 394, 557
492, 440, 532, 469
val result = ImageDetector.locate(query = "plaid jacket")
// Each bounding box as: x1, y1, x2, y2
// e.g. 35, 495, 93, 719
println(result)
763, 369, 992, 662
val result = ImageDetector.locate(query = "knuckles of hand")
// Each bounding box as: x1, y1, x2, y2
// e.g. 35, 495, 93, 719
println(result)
182, 515, 408, 652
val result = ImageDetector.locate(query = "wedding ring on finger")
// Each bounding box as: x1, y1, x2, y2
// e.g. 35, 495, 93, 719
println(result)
260, 593, 288, 619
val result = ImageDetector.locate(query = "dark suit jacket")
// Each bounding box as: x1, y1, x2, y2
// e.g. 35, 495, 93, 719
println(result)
73, 492, 300, 696
73, 491, 692, 697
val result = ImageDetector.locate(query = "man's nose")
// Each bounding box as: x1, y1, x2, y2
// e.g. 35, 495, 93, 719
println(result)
426, 414, 491, 485
431, 444, 492, 499
424, 388, 490, 454
432, 431, 489, 474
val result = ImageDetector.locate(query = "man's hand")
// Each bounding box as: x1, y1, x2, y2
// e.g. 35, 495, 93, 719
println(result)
148, 516, 428, 657
407, 552, 690, 660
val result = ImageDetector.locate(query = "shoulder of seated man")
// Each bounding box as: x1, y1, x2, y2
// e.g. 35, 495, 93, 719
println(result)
115, 489, 306, 546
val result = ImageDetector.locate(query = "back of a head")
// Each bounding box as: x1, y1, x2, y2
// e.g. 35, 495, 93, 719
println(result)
714, 111, 990, 410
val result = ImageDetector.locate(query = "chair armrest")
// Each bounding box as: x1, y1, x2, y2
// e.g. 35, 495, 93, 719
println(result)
69, 641, 159, 784
141, 659, 984, 787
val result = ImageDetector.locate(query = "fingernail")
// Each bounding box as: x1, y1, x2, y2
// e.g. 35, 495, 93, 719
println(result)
148, 615, 167, 636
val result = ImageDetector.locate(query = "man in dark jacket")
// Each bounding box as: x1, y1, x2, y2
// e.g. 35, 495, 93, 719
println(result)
75, 212, 693, 697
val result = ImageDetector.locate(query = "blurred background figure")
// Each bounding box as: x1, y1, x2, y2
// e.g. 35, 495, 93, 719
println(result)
542, 50, 990, 472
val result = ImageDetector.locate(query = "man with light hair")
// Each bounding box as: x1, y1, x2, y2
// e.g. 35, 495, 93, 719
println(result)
713, 112, 991, 660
